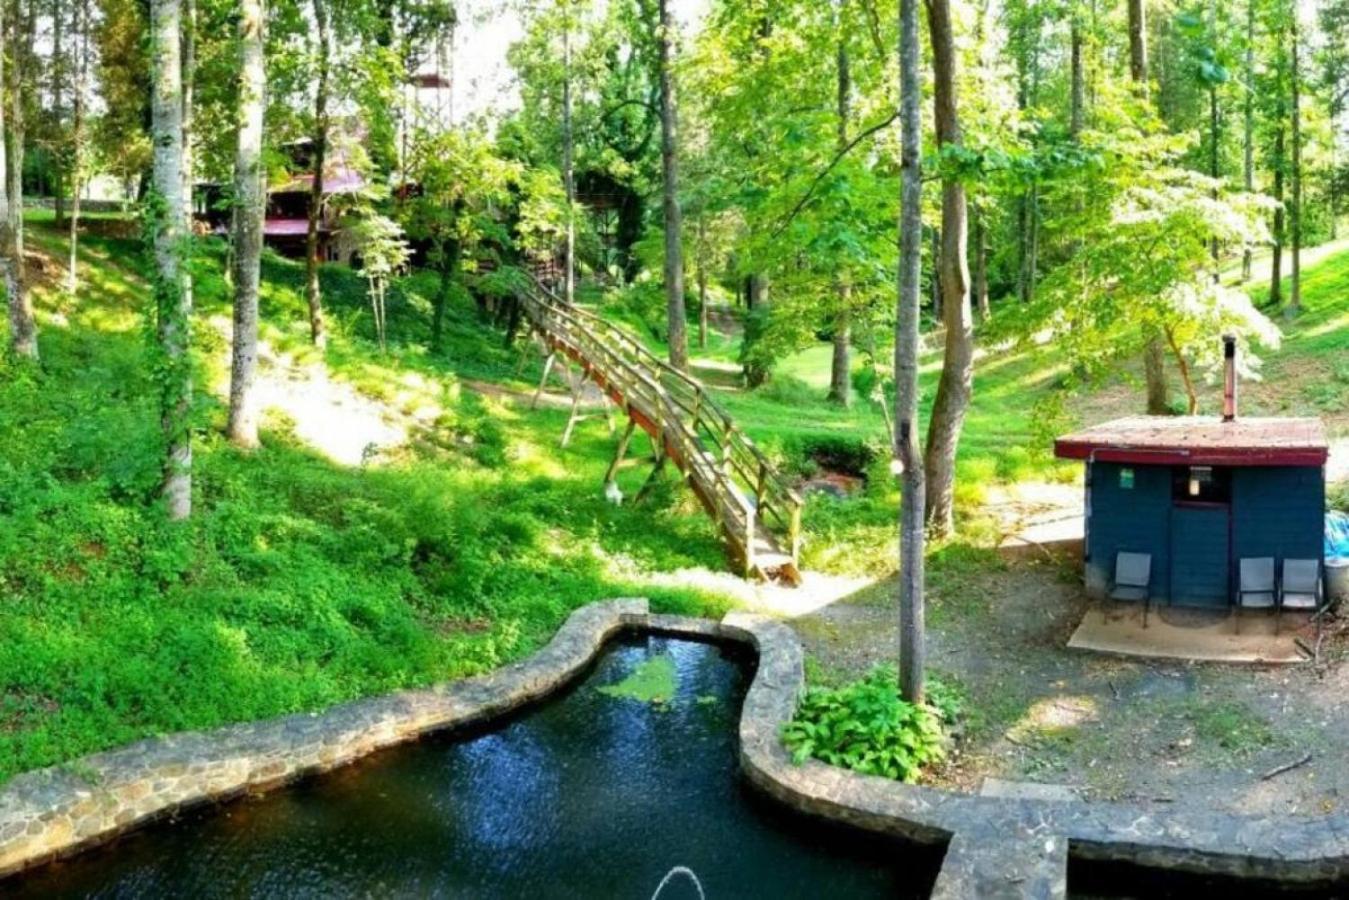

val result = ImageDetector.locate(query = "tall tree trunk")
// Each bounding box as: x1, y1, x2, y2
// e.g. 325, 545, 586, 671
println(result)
930, 226, 940, 316
1209, 83, 1220, 277
562, 16, 575, 306
67, 0, 88, 295
1018, 188, 1038, 302
657, 0, 687, 371
52, 0, 66, 226
181, 0, 195, 311
1129, 0, 1168, 413
696, 215, 708, 349
1128, 0, 1148, 99
922, 0, 973, 540
896, 0, 925, 707
972, 209, 989, 320
3, 0, 35, 359
1069, 16, 1084, 138
151, 0, 191, 519
227, 0, 266, 448
1270, 126, 1285, 307
304, 0, 330, 347
1241, 0, 1254, 280
829, 8, 851, 407
1288, 12, 1301, 316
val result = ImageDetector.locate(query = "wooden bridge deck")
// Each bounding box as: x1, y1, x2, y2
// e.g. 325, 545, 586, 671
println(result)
520, 280, 802, 585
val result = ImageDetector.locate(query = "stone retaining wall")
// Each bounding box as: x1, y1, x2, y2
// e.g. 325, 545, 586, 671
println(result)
2, 600, 1347, 897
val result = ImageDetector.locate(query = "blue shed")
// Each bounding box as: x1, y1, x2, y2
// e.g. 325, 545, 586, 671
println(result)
1054, 414, 1328, 609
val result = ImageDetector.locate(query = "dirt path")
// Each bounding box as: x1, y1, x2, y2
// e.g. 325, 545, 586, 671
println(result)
207, 316, 434, 466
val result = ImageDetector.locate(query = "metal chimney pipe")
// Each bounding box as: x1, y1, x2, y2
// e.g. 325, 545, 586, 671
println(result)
1222, 334, 1237, 422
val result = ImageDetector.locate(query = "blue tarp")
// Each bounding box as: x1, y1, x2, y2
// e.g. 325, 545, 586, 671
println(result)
1328, 511, 1349, 561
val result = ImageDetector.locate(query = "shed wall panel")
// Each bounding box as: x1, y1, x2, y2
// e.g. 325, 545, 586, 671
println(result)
1086, 462, 1172, 602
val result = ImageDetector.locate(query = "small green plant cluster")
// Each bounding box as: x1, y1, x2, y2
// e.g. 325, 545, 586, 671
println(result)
781, 665, 947, 783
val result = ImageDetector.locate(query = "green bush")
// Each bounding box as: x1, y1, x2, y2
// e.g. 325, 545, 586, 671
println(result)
781, 665, 946, 783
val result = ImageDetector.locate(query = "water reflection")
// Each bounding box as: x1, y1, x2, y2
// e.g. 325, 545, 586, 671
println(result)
8, 635, 936, 899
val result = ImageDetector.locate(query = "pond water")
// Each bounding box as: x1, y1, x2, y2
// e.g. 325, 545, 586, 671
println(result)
10, 634, 940, 898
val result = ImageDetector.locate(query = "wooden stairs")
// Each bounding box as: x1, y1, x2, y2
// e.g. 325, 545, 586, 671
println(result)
519, 278, 803, 585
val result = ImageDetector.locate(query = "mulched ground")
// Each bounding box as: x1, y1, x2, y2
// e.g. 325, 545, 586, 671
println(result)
792, 547, 1349, 819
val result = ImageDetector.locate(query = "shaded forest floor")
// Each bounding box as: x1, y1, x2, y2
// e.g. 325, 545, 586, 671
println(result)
3, 209, 1348, 816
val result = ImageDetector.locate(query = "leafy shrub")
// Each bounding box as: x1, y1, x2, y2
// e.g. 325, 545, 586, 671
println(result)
781, 665, 946, 782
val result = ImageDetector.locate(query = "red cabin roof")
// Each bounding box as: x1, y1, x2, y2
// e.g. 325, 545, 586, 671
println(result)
1054, 415, 1328, 467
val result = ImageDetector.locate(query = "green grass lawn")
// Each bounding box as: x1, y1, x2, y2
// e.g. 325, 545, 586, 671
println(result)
4, 208, 1348, 784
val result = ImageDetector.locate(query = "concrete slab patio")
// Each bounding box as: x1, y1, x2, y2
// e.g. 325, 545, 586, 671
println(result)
1068, 603, 1312, 664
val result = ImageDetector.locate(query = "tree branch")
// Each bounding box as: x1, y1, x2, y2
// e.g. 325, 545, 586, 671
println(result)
771, 110, 900, 239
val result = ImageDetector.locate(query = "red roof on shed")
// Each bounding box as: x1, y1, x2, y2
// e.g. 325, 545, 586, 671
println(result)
1054, 415, 1328, 467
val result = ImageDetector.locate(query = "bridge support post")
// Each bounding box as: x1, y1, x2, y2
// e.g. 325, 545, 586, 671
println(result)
634, 441, 669, 504
531, 352, 557, 410
604, 418, 637, 486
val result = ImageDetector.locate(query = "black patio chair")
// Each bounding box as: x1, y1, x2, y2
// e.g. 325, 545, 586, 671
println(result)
1109, 551, 1153, 627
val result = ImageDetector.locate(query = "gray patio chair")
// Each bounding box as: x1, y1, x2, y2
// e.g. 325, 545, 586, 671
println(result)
1109, 551, 1152, 627
1235, 557, 1276, 634
1280, 558, 1324, 639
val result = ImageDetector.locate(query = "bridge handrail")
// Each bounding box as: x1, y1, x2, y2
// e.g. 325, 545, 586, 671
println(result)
520, 278, 801, 567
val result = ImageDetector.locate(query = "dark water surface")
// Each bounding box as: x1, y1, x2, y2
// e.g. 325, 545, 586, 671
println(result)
10, 635, 939, 898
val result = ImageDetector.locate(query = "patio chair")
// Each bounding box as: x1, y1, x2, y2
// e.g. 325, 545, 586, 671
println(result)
1235, 557, 1276, 634
1108, 551, 1152, 627
1280, 559, 1324, 640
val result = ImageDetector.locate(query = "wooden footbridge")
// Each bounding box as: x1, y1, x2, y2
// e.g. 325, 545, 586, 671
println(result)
518, 278, 802, 585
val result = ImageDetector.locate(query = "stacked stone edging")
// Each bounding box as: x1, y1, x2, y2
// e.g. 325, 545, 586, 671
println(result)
2, 599, 1347, 896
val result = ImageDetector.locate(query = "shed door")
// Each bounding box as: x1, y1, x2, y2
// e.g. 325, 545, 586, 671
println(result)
1168, 465, 1232, 608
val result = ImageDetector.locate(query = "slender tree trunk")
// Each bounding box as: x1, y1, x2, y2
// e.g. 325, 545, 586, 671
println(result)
1128, 0, 1148, 100
3, 0, 35, 359
922, 0, 974, 539
1164, 328, 1199, 414
304, 0, 330, 348
67, 0, 88, 295
151, 0, 191, 519
1069, 17, 1084, 138
562, 17, 575, 306
829, 9, 851, 407
180, 0, 195, 312
696, 215, 708, 349
1270, 126, 1285, 307
52, 0, 66, 227
657, 0, 687, 371
897, 0, 925, 707
227, 0, 266, 448
1288, 13, 1301, 316
1241, 0, 1254, 280
1128, 0, 1168, 413
930, 227, 940, 316
972, 209, 989, 320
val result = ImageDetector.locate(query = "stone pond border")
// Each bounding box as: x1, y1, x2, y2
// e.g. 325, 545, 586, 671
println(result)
0, 599, 1345, 897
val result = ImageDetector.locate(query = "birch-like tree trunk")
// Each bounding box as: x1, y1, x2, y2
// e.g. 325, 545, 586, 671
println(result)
1270, 126, 1285, 307
227, 0, 266, 448
3, 0, 36, 360
52, 0, 66, 226
1288, 9, 1302, 316
922, 0, 974, 539
829, 5, 851, 407
1241, 0, 1254, 280
562, 14, 575, 306
657, 0, 687, 371
896, 0, 926, 706
67, 0, 89, 294
304, 0, 330, 347
151, 0, 191, 519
